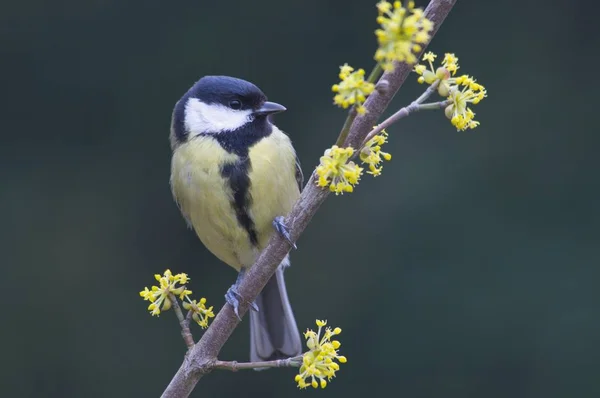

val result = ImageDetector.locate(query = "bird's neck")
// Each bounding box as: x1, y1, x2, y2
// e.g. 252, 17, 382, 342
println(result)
202, 118, 273, 157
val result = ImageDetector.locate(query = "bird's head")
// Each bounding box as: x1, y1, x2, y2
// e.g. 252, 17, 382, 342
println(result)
170, 76, 286, 147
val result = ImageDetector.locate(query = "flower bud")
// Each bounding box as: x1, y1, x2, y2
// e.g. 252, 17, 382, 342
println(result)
422, 70, 436, 84
436, 66, 450, 80
445, 104, 454, 120
437, 81, 450, 97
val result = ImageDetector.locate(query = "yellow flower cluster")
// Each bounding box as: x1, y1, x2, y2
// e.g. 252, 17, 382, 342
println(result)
183, 298, 215, 329
360, 130, 392, 176
139, 269, 191, 316
295, 320, 347, 389
332, 64, 375, 115
414, 52, 487, 130
375, 0, 434, 71
139, 269, 214, 327
445, 75, 486, 130
315, 146, 363, 195
414, 52, 459, 88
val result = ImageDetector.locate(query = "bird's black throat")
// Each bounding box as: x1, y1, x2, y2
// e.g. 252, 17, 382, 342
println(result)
208, 117, 272, 156
216, 118, 273, 247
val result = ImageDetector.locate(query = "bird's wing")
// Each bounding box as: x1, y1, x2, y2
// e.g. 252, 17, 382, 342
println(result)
295, 155, 304, 192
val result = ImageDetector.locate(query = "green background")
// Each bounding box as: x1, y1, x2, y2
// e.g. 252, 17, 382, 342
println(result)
2, 0, 598, 397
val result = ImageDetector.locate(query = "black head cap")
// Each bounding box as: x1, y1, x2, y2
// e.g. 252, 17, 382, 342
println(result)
190, 76, 267, 110
170, 76, 269, 147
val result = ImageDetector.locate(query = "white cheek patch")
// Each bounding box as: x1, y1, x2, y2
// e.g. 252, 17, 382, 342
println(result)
184, 98, 253, 135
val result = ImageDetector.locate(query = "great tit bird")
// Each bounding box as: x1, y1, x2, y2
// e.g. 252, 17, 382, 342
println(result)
169, 76, 303, 362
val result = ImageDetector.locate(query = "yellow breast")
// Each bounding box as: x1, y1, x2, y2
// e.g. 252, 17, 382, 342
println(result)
247, 127, 300, 248
170, 127, 299, 271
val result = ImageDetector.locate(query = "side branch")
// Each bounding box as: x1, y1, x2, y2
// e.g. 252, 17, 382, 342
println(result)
360, 80, 441, 147
169, 293, 195, 350
161, 1, 456, 397
214, 356, 302, 371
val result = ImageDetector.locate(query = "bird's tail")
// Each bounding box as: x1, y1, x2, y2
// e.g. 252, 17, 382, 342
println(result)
250, 260, 302, 363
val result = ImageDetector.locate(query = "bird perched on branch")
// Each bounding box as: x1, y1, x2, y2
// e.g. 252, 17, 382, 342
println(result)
169, 75, 302, 362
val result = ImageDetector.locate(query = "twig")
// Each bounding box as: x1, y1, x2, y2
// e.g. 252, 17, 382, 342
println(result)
214, 356, 303, 371
335, 107, 358, 147
356, 80, 449, 148
161, 1, 456, 397
359, 102, 420, 149
169, 293, 195, 350
415, 79, 440, 104
419, 99, 451, 110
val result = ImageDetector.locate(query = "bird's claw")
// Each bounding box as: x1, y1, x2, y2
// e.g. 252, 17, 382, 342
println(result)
249, 300, 259, 312
225, 286, 243, 320
225, 278, 259, 320
273, 216, 297, 249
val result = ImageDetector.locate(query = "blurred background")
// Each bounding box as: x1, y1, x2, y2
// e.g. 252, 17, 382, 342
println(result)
2, 0, 599, 397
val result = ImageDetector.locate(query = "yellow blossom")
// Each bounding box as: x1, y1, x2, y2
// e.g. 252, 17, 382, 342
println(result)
360, 130, 392, 176
445, 77, 486, 131
414, 51, 453, 86
414, 51, 467, 95
139, 269, 192, 316
442, 52, 459, 75
295, 320, 347, 389
182, 298, 215, 329
422, 51, 436, 63
374, 1, 434, 71
332, 64, 375, 114
413, 52, 487, 130
315, 146, 363, 195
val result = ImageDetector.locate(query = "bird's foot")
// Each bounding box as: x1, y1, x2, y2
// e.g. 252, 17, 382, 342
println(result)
225, 269, 258, 320
273, 216, 296, 249
225, 286, 243, 320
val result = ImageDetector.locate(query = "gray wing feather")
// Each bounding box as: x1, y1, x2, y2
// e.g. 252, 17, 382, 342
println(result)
295, 156, 304, 192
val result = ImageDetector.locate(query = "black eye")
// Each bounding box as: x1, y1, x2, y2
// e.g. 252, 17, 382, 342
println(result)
229, 99, 242, 110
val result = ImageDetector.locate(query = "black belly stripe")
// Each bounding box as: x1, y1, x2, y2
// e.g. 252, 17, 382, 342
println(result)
204, 117, 274, 248
220, 157, 259, 247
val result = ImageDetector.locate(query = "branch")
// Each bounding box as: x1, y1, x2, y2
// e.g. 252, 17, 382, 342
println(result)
214, 356, 302, 371
415, 79, 441, 105
169, 293, 195, 350
419, 99, 451, 110
161, 1, 456, 397
359, 80, 441, 148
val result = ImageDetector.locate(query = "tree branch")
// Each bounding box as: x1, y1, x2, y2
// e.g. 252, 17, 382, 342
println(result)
161, 1, 456, 397
169, 293, 195, 350
359, 80, 441, 148
214, 356, 302, 371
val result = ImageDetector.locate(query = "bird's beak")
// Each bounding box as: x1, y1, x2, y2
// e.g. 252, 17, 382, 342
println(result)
254, 101, 287, 116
